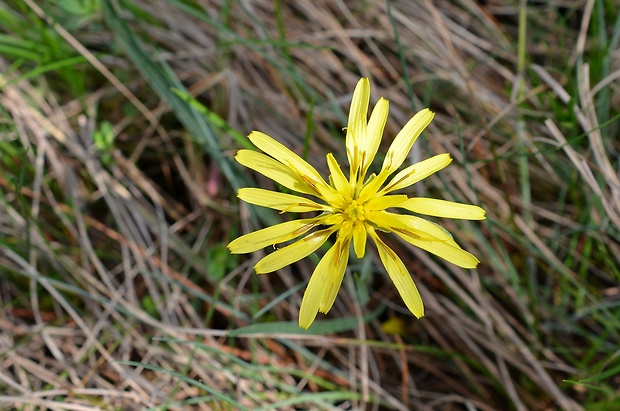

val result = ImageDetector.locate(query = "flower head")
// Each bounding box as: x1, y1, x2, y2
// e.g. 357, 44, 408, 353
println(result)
228, 78, 485, 329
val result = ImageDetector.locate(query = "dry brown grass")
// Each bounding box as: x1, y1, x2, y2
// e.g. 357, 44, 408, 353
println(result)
1, 0, 618, 410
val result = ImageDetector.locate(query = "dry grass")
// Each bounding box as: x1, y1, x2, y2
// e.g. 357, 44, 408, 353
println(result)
1, 0, 619, 410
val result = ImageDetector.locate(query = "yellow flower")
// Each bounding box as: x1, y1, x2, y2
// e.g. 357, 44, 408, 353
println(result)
228, 78, 486, 329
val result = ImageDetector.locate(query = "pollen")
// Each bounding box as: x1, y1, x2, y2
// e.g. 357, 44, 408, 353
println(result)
343, 199, 367, 222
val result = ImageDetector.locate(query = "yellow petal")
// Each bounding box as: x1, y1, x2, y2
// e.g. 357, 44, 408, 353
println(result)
227, 218, 319, 254
326, 153, 350, 196
320, 213, 344, 227
352, 223, 367, 258
382, 108, 434, 174
346, 78, 370, 173
370, 230, 424, 318
366, 210, 453, 242
337, 220, 354, 240
248, 131, 340, 203
238, 188, 330, 213
381, 153, 452, 194
299, 240, 344, 328
235, 150, 315, 195
398, 198, 486, 220
248, 131, 325, 184
254, 228, 335, 273
319, 238, 350, 314
365, 194, 408, 211
394, 230, 480, 268
361, 97, 389, 175
357, 171, 390, 203
299, 277, 324, 328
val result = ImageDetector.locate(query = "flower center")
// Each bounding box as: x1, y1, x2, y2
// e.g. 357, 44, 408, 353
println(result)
343, 199, 366, 222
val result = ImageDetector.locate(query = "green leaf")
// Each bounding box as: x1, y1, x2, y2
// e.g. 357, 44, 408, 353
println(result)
228, 306, 384, 336
206, 243, 234, 281
93, 120, 114, 151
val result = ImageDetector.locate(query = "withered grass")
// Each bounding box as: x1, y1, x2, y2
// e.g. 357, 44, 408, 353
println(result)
1, 1, 618, 410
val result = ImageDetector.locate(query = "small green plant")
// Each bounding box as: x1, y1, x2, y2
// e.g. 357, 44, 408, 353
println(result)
93, 120, 115, 165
